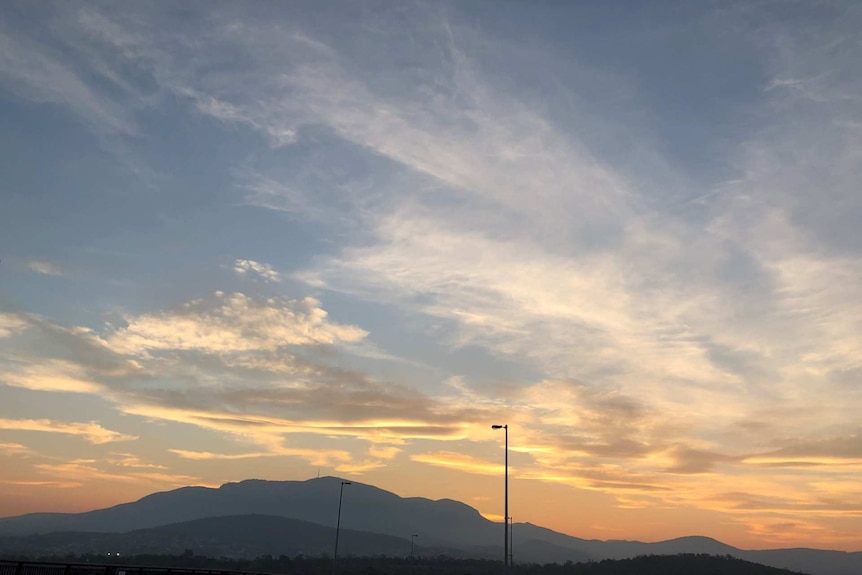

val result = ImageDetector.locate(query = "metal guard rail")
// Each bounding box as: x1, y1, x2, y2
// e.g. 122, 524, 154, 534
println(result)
0, 561, 281, 575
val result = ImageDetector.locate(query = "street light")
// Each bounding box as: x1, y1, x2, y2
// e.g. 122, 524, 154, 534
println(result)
410, 533, 420, 575
333, 480, 351, 575
491, 424, 508, 573
509, 516, 513, 566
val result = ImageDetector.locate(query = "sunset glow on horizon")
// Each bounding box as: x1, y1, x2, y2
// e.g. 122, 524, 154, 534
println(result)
2, 1, 862, 552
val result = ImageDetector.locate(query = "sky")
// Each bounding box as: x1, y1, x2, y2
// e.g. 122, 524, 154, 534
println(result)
1, 0, 861, 553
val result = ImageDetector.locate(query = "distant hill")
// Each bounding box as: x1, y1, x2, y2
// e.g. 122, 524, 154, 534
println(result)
0, 477, 859, 575
0, 514, 439, 558
557, 554, 806, 574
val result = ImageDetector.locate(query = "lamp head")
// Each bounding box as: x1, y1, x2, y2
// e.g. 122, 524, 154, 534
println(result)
342, 481, 352, 485
491, 424, 504, 429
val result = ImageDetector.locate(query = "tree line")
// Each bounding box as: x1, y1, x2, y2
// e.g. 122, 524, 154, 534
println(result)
5, 552, 806, 575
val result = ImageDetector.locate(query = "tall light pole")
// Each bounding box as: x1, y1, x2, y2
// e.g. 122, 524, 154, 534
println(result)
491, 424, 508, 573
333, 480, 351, 575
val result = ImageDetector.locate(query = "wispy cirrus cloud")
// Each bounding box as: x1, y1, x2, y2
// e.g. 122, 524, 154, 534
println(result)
0, 9, 140, 136
26, 261, 63, 276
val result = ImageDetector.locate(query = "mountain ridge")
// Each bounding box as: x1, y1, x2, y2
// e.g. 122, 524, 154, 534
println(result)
0, 477, 859, 575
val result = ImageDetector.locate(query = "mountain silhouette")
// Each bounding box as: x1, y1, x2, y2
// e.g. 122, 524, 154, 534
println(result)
0, 477, 859, 575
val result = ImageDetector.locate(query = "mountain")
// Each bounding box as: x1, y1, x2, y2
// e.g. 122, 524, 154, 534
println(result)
0, 477, 579, 562
0, 478, 492, 548
0, 477, 859, 575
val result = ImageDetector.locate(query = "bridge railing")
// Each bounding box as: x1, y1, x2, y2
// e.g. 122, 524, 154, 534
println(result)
0, 561, 281, 575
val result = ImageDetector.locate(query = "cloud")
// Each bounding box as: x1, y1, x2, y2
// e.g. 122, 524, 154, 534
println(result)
170, 446, 352, 468
26, 261, 63, 276
0, 313, 29, 338
126, 401, 478, 449
108, 453, 167, 470
334, 460, 386, 474
233, 259, 281, 283
33, 460, 200, 487
0, 15, 137, 135
368, 445, 401, 459
0, 479, 82, 488
411, 451, 504, 475
2, 360, 105, 394
169, 449, 279, 461
0, 441, 31, 456
107, 292, 367, 354
0, 315, 148, 395
663, 446, 740, 474
772, 434, 862, 459
184, 91, 298, 147
0, 418, 137, 444
739, 434, 862, 469
0, 296, 492, 463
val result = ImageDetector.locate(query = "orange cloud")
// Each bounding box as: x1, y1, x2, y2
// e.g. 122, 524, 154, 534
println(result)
2, 360, 104, 394
411, 451, 505, 475
170, 447, 352, 468
0, 418, 137, 444
0, 479, 81, 488
334, 460, 386, 474
0, 441, 32, 456
108, 453, 168, 469
368, 445, 401, 459
169, 449, 279, 460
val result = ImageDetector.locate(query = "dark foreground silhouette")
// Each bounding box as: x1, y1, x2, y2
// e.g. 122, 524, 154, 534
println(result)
1, 553, 807, 575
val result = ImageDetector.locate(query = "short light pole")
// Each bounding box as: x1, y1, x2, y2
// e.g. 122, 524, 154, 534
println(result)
333, 480, 351, 575
410, 533, 419, 575
509, 516, 513, 566
492, 424, 508, 574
